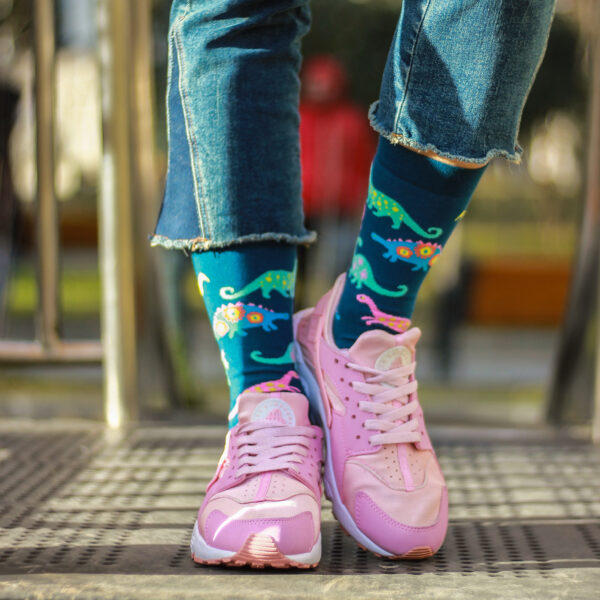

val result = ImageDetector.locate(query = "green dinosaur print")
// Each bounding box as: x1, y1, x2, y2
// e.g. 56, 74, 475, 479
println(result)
367, 183, 442, 238
349, 254, 408, 297
212, 302, 289, 339
219, 269, 295, 300
250, 342, 294, 365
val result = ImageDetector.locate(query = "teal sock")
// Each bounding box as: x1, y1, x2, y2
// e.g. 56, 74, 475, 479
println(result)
191, 242, 304, 427
333, 137, 487, 348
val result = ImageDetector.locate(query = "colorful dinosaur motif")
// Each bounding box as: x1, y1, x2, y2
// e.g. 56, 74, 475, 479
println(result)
371, 232, 442, 271
219, 269, 295, 300
356, 294, 411, 333
366, 183, 442, 238
197, 272, 210, 296
349, 254, 408, 297
243, 370, 301, 394
212, 302, 289, 339
250, 342, 295, 365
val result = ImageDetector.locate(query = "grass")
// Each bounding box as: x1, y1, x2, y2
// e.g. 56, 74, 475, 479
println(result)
6, 266, 101, 316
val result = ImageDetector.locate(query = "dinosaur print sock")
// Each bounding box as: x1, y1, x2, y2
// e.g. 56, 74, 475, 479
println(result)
191, 242, 304, 428
333, 137, 487, 348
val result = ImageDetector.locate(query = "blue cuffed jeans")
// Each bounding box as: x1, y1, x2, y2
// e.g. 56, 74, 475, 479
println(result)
151, 0, 556, 253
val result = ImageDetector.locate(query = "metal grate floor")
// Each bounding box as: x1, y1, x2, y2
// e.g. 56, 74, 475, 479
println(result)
1, 421, 599, 599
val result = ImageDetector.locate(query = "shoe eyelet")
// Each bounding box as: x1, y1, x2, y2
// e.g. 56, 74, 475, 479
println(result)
334, 358, 339, 364
340, 377, 344, 382
351, 414, 356, 419
356, 435, 360, 440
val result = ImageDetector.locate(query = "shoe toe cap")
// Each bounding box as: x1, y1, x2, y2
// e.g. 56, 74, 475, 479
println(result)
353, 487, 448, 556
343, 460, 448, 556
200, 502, 318, 555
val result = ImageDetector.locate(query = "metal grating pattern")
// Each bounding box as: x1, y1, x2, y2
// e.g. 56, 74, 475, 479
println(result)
1, 423, 600, 583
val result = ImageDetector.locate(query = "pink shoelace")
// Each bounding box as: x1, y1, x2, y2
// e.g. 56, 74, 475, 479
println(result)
233, 421, 319, 478
347, 360, 421, 446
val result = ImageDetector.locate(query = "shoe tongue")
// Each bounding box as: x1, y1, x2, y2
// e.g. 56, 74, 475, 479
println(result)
236, 392, 311, 427
349, 327, 421, 371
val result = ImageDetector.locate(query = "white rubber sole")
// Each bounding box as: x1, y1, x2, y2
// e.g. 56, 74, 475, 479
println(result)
293, 313, 394, 558
190, 520, 322, 567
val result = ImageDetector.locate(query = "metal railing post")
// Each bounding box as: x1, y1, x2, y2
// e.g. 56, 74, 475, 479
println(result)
0, 0, 102, 363
590, 18, 600, 443
33, 0, 60, 352
547, 2, 600, 440
97, 0, 138, 427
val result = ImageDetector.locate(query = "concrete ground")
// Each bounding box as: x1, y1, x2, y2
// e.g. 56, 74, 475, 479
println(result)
1, 420, 599, 599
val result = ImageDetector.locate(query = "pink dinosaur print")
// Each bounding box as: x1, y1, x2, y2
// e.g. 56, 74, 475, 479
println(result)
356, 294, 411, 333
244, 370, 301, 394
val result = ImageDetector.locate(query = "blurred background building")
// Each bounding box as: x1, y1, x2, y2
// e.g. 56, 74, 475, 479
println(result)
0, 0, 598, 432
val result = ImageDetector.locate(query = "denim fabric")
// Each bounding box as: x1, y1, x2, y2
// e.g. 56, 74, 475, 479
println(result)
152, 0, 314, 252
370, 0, 556, 165
151, 0, 555, 252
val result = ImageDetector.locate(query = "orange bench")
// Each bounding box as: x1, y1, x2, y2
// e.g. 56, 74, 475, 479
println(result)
466, 258, 572, 327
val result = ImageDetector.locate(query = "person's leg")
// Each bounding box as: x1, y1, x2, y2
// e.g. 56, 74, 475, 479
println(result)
152, 0, 317, 426
296, 0, 556, 559
152, 0, 322, 568
191, 243, 301, 427
335, 0, 557, 346
333, 139, 486, 347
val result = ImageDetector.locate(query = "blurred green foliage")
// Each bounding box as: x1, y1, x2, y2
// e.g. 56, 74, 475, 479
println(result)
7, 267, 100, 315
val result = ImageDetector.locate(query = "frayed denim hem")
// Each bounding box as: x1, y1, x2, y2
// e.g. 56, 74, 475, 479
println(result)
149, 230, 317, 254
368, 101, 523, 166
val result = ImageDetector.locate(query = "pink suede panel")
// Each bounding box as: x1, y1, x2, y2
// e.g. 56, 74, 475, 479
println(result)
354, 488, 449, 555
203, 510, 315, 555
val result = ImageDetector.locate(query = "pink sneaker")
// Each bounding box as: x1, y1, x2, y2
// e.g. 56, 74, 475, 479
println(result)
294, 274, 448, 559
190, 390, 323, 568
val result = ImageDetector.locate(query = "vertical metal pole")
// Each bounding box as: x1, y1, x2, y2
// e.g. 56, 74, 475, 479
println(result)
33, 0, 60, 352
130, 0, 157, 201
547, 3, 600, 435
97, 0, 138, 427
589, 15, 600, 443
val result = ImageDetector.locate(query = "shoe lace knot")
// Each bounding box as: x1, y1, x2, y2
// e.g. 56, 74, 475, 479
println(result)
234, 421, 321, 478
347, 360, 421, 446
